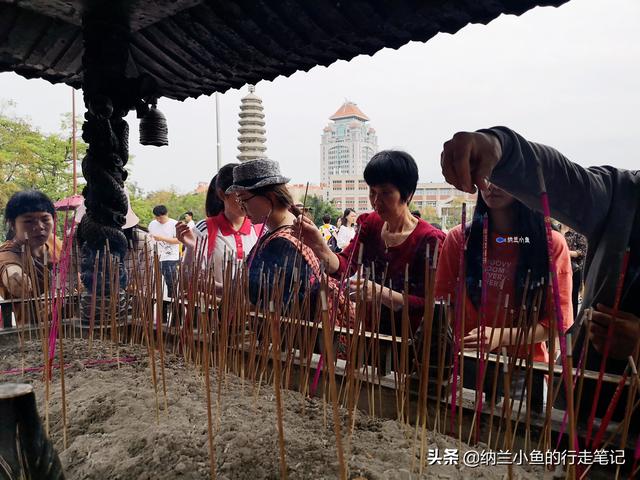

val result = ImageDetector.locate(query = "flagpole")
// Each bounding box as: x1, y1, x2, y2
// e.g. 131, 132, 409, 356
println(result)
72, 88, 78, 195
215, 92, 222, 171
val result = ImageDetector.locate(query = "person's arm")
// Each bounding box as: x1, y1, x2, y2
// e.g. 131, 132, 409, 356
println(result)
464, 324, 550, 351
542, 230, 574, 333
483, 127, 615, 239
0, 264, 31, 298
441, 128, 615, 239
349, 278, 406, 311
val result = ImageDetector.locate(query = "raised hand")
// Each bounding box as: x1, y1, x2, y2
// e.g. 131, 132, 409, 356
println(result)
440, 131, 503, 194
293, 214, 330, 257
176, 222, 196, 250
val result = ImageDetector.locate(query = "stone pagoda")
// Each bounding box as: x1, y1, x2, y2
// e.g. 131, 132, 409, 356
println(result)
236, 85, 267, 162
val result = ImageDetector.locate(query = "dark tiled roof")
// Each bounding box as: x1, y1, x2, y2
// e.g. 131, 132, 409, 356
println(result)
0, 0, 570, 101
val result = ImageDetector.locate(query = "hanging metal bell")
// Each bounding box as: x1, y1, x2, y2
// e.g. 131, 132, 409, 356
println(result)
139, 105, 169, 146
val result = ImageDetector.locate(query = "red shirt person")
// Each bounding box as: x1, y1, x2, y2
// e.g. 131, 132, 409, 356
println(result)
435, 194, 573, 364
296, 150, 444, 335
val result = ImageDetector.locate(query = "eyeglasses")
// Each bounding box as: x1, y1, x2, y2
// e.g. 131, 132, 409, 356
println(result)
236, 194, 257, 207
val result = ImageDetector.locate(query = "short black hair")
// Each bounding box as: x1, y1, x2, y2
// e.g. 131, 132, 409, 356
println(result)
322, 214, 331, 224
363, 150, 419, 202
184, 211, 193, 217
5, 190, 55, 223
412, 210, 422, 218
153, 205, 168, 217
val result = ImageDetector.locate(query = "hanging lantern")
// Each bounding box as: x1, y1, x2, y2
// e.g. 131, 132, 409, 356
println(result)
139, 103, 168, 146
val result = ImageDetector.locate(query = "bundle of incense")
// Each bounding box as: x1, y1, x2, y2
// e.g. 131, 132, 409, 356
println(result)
513, 284, 543, 453
501, 346, 514, 478
450, 202, 467, 436
48, 209, 77, 361
387, 281, 402, 419
536, 165, 573, 412
434, 295, 452, 434
485, 299, 509, 449
590, 362, 630, 450
269, 298, 288, 480
398, 266, 411, 423
57, 295, 68, 449
309, 237, 363, 398
552, 316, 590, 452
19, 244, 26, 363
615, 356, 637, 480
474, 213, 489, 444
414, 242, 440, 473
202, 289, 217, 480
88, 251, 100, 350
145, 248, 160, 424
153, 252, 169, 413
467, 287, 504, 447
630, 435, 640, 480
319, 289, 347, 480
565, 333, 576, 480
585, 247, 630, 447
42, 247, 50, 434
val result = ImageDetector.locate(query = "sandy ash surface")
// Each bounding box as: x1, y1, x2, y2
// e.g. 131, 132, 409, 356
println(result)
0, 337, 542, 479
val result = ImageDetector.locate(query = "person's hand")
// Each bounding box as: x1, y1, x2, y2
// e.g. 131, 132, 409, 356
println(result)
463, 327, 503, 352
175, 222, 196, 250
2, 264, 32, 298
293, 214, 330, 257
588, 303, 640, 361
349, 277, 382, 302
440, 131, 503, 194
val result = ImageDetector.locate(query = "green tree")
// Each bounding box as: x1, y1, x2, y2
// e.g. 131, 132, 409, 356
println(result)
128, 185, 206, 228
305, 195, 341, 227
0, 118, 81, 201
0, 105, 89, 236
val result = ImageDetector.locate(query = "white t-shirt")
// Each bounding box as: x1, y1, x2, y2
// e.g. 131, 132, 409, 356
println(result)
148, 219, 180, 262
186, 220, 196, 230
336, 224, 356, 249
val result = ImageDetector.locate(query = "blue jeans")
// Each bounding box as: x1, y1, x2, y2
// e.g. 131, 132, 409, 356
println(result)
160, 260, 179, 297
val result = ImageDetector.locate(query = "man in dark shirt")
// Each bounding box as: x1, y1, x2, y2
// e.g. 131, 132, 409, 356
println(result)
440, 126, 640, 429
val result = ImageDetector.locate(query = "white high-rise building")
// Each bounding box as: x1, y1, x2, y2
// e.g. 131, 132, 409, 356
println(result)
320, 101, 378, 184
237, 85, 267, 162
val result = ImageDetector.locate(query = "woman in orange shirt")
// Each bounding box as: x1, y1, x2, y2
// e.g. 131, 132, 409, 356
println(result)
435, 183, 573, 397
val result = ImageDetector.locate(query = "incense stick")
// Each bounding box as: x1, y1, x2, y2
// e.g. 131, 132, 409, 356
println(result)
319, 290, 347, 480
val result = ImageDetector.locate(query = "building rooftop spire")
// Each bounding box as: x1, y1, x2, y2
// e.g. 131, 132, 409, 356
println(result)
329, 101, 369, 121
